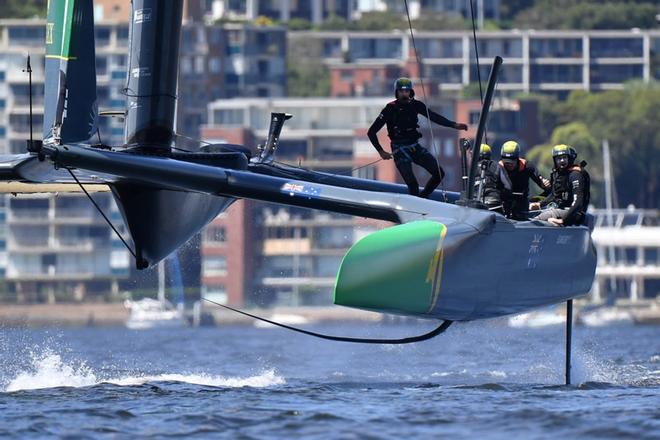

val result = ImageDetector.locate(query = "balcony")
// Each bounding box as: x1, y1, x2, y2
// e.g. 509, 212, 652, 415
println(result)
7, 209, 50, 223
6, 239, 103, 253
263, 238, 312, 255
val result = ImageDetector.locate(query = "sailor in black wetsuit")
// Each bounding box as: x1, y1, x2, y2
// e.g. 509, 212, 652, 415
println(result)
474, 144, 511, 212
498, 140, 550, 220
367, 77, 468, 198
533, 144, 591, 226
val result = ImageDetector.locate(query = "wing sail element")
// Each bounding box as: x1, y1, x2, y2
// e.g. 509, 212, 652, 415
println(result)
45, 144, 444, 224
43, 0, 98, 144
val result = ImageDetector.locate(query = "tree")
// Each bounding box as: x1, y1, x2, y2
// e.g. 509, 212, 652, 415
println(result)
527, 122, 602, 204
287, 18, 312, 31
411, 13, 469, 31
3, 0, 46, 18
514, 1, 659, 30
529, 83, 660, 208
287, 61, 330, 97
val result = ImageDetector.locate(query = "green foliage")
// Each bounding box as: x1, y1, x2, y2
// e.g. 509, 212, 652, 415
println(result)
354, 11, 405, 31
529, 82, 660, 208
514, 1, 659, 30
410, 13, 469, 31
528, 122, 603, 203
461, 83, 484, 99
318, 11, 406, 31
2, 0, 46, 18
317, 14, 352, 31
287, 17, 313, 31
287, 60, 330, 97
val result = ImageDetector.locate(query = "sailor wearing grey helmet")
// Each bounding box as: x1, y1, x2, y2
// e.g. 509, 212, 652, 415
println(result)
533, 144, 591, 226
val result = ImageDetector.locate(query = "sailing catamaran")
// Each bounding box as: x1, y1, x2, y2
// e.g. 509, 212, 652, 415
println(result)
0, 0, 596, 382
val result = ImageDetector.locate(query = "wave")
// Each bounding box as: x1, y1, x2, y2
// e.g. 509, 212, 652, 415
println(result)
104, 371, 285, 388
3, 350, 284, 393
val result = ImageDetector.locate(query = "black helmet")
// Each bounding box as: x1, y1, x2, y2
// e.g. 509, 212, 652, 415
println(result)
394, 77, 415, 98
552, 144, 577, 164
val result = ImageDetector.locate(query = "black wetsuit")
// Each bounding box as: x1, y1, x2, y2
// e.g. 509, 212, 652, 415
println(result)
475, 159, 512, 211
539, 163, 590, 225
368, 99, 459, 197
499, 159, 549, 220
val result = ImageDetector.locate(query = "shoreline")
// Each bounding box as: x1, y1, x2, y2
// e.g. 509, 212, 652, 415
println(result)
0, 302, 658, 328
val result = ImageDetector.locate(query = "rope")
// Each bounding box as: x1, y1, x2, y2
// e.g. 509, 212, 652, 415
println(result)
66, 168, 138, 261
469, 0, 488, 145
202, 297, 453, 344
273, 158, 383, 182
469, 0, 484, 105
403, 0, 436, 153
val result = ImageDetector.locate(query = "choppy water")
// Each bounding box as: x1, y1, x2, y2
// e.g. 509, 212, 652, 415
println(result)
0, 320, 658, 438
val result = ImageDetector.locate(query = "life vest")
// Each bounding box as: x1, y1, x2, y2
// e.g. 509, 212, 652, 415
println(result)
550, 161, 590, 209
387, 100, 421, 142
498, 158, 526, 172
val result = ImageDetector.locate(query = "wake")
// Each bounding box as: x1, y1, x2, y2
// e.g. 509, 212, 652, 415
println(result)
3, 350, 285, 393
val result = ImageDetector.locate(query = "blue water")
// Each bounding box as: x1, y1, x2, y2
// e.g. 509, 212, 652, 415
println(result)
0, 321, 658, 438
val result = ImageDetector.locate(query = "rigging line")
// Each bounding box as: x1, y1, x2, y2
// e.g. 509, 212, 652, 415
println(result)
469, 0, 488, 145
202, 297, 453, 344
66, 168, 137, 260
267, 160, 385, 192
403, 0, 436, 152
403, 0, 448, 201
469, 0, 484, 105
273, 158, 383, 180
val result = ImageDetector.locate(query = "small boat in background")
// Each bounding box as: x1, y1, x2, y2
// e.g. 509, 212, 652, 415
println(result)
125, 298, 185, 330
577, 307, 632, 327
508, 309, 565, 328
125, 260, 186, 329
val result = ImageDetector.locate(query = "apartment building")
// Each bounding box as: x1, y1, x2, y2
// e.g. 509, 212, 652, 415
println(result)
290, 29, 660, 99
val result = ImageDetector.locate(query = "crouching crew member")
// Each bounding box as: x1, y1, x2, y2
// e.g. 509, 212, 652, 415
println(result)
499, 141, 550, 220
474, 144, 511, 212
367, 77, 468, 198
533, 144, 591, 226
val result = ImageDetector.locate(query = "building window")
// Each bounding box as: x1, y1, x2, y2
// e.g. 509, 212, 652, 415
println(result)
257, 59, 269, 75
530, 38, 582, 58
181, 57, 192, 75
8, 27, 45, 47
209, 57, 222, 74
530, 65, 582, 84
195, 56, 205, 74
203, 256, 227, 276
590, 38, 643, 58
203, 284, 227, 304
204, 226, 226, 244
590, 64, 643, 84
96, 57, 108, 76
214, 109, 243, 126
354, 165, 376, 180
95, 27, 111, 47
443, 138, 455, 157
